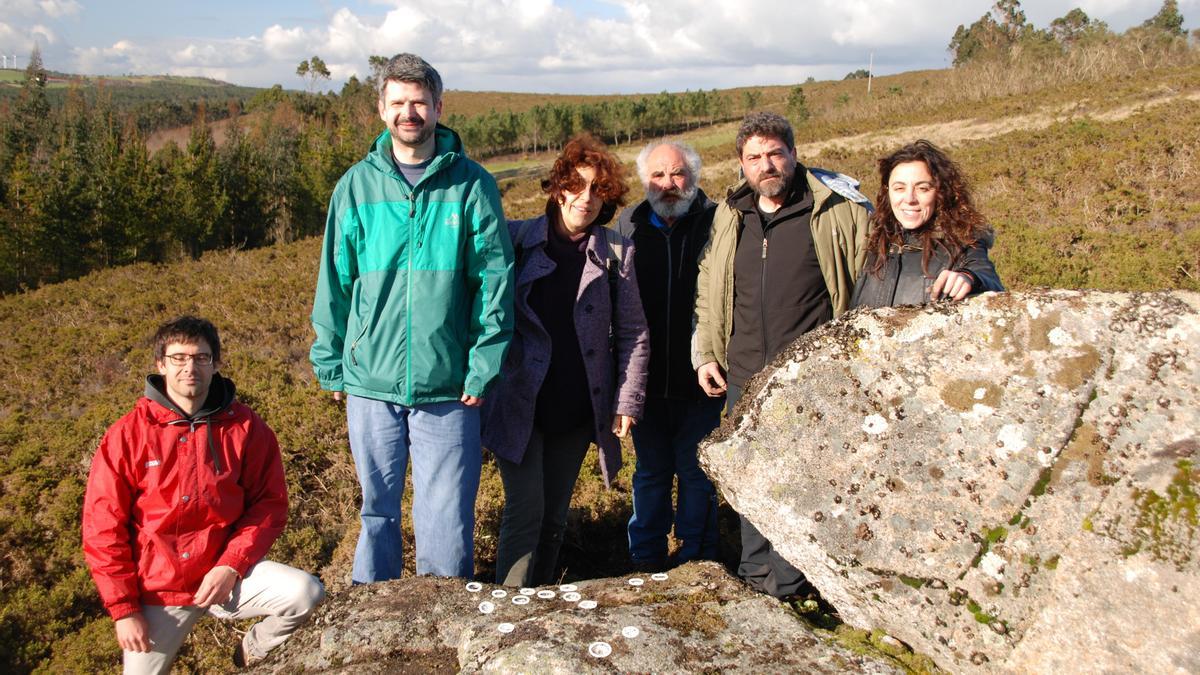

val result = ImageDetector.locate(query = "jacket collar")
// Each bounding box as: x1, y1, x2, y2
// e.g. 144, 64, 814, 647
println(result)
724, 166, 838, 216
144, 372, 236, 422
364, 124, 464, 186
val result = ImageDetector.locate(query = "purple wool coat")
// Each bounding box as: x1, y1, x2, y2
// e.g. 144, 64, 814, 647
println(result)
481, 213, 650, 486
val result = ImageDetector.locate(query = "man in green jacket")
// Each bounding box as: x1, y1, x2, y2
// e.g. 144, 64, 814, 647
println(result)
310, 53, 514, 582
693, 112, 871, 599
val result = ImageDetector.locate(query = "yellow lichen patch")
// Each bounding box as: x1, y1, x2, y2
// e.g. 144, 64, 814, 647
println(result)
1051, 345, 1101, 391
1028, 311, 1064, 352
1052, 422, 1113, 488
939, 379, 1003, 412
652, 601, 728, 639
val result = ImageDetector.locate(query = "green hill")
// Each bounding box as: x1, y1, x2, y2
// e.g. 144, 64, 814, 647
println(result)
2, 38, 1200, 674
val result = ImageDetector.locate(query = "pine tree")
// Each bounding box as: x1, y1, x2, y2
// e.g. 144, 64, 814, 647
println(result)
1141, 0, 1186, 37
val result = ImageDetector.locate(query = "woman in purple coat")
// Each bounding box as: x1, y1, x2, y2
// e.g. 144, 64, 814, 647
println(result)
482, 134, 650, 587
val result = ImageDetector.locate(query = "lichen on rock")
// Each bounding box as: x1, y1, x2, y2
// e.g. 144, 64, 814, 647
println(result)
701, 290, 1200, 674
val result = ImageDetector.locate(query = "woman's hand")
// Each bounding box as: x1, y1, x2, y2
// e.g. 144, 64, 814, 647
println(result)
611, 414, 634, 438
930, 269, 973, 301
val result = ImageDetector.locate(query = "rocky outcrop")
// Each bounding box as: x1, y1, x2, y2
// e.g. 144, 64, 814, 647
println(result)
701, 290, 1200, 673
253, 561, 903, 673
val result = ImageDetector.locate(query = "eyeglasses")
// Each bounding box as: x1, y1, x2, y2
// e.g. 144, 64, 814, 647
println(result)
163, 353, 214, 366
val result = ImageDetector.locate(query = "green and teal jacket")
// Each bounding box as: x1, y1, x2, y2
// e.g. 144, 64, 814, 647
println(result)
310, 126, 514, 405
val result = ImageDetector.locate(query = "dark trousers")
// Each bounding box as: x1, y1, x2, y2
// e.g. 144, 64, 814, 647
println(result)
726, 382, 808, 599
494, 422, 593, 587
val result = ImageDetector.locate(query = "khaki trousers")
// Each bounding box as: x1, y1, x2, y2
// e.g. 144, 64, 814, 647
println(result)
122, 560, 324, 675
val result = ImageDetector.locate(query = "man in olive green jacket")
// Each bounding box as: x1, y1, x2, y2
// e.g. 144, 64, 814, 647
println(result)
692, 112, 871, 599
310, 54, 513, 583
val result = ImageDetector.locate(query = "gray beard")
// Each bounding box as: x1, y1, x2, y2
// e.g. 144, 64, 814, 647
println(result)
648, 183, 698, 221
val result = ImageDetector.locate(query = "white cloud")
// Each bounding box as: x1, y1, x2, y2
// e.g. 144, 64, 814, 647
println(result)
9, 0, 1198, 93
4, 0, 81, 18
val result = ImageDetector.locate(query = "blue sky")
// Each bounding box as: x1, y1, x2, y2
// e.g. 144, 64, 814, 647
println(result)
1, 0, 1194, 93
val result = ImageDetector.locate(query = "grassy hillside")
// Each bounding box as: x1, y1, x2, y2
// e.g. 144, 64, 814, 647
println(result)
2, 49, 1199, 673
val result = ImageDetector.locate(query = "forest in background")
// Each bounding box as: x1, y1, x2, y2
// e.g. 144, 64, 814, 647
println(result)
1, 0, 1194, 296
1, 1, 1199, 672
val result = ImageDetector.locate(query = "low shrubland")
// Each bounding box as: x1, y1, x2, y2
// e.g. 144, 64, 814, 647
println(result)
2, 13, 1199, 674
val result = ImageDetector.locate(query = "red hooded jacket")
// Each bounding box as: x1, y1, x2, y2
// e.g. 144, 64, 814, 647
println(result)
82, 374, 287, 620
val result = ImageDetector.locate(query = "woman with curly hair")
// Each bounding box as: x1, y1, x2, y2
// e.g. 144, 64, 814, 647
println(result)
481, 134, 649, 586
852, 139, 1004, 308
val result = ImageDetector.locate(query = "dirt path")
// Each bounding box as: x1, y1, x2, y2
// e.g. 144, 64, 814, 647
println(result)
700, 88, 1200, 181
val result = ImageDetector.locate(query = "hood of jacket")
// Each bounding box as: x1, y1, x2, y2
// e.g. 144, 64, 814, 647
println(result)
362, 124, 466, 186
144, 372, 236, 421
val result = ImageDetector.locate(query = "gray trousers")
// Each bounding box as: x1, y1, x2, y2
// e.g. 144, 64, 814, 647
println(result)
494, 422, 593, 587
122, 560, 324, 675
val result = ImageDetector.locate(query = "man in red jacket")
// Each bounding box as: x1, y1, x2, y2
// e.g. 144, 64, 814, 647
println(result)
82, 316, 324, 672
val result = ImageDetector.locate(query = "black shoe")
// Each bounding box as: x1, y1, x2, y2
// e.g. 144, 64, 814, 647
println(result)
232, 643, 246, 669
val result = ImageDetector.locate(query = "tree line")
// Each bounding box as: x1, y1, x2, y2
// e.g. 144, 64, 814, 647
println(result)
0, 0, 1192, 295
0, 50, 759, 294
950, 0, 1194, 65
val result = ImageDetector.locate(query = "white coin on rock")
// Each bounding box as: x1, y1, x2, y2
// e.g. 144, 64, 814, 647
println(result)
650, 573, 669, 582
497, 622, 515, 634
562, 592, 582, 602
491, 589, 508, 598
465, 582, 483, 592
621, 626, 641, 639
559, 584, 578, 592
519, 587, 537, 596
478, 601, 495, 614
578, 599, 598, 610
627, 577, 644, 586
537, 590, 555, 599
512, 595, 530, 605
588, 641, 612, 658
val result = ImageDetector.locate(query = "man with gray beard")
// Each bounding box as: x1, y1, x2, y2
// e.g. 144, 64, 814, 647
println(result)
616, 141, 723, 571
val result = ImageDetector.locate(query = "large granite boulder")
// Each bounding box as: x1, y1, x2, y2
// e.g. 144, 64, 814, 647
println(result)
252, 561, 904, 673
701, 290, 1199, 673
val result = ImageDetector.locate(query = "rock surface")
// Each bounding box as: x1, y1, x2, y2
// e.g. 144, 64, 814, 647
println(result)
252, 561, 903, 673
700, 290, 1200, 673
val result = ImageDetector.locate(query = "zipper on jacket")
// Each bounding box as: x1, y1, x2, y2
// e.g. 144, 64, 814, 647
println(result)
659, 227, 674, 398
759, 231, 770, 372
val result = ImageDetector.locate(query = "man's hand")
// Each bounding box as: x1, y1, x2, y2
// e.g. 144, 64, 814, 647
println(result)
115, 613, 151, 653
461, 394, 484, 407
332, 391, 344, 402
193, 565, 239, 608
697, 362, 727, 397
930, 270, 973, 301
611, 414, 634, 438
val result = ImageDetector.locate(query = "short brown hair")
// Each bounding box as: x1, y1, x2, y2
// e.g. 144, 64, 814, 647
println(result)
153, 316, 221, 365
736, 112, 794, 157
542, 134, 628, 224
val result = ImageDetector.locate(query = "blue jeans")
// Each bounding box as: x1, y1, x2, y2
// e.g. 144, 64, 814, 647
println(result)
346, 394, 481, 582
627, 396, 724, 567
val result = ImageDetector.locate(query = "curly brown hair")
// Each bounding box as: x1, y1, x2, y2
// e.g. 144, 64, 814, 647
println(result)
542, 133, 628, 225
866, 139, 992, 277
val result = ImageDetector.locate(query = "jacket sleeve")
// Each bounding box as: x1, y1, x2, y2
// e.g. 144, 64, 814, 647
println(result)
955, 237, 1005, 295
309, 182, 358, 392
81, 425, 142, 621
461, 172, 515, 398
613, 241, 650, 420
215, 414, 288, 576
691, 205, 724, 370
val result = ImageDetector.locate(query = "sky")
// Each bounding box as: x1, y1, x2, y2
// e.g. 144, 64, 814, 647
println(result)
0, 0, 1195, 94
